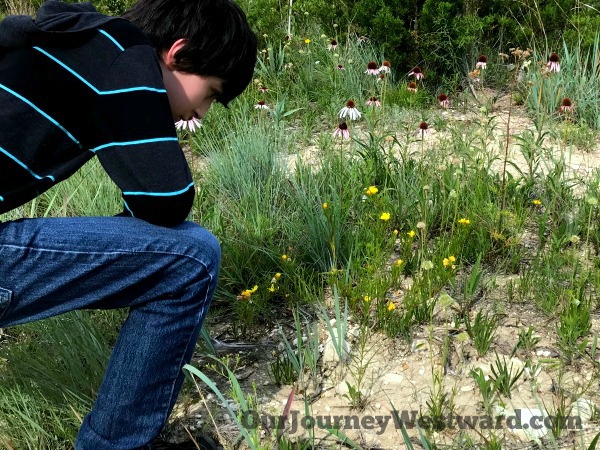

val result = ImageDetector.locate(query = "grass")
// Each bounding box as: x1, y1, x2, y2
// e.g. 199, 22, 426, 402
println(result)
2, 26, 600, 450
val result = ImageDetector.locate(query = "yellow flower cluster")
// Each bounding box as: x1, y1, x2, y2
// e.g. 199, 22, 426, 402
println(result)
364, 295, 371, 302
532, 199, 542, 206
238, 284, 258, 300
458, 218, 470, 225
380, 212, 391, 221
366, 186, 379, 196
269, 272, 282, 292
387, 302, 396, 311
442, 255, 456, 269
407, 230, 415, 238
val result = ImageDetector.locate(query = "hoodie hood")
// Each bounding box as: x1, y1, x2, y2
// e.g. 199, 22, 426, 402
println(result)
0, 0, 117, 49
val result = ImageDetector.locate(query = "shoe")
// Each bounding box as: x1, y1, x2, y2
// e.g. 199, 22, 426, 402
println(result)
151, 434, 220, 450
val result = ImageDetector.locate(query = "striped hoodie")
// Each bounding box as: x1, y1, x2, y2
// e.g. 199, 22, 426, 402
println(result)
0, 1, 194, 226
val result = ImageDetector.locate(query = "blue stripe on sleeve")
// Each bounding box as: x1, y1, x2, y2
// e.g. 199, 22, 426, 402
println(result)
123, 181, 194, 197
123, 200, 135, 217
90, 137, 179, 153
33, 47, 167, 95
0, 83, 81, 148
0, 146, 56, 182
98, 29, 125, 51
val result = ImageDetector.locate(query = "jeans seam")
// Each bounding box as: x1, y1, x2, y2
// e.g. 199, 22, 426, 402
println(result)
0, 244, 217, 270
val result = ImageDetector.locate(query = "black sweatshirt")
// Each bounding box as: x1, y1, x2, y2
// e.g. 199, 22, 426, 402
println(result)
0, 1, 194, 226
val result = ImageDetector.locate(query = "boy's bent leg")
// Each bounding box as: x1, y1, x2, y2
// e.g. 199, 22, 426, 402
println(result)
0, 217, 221, 450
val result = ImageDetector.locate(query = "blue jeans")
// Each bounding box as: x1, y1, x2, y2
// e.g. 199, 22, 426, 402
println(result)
0, 217, 221, 449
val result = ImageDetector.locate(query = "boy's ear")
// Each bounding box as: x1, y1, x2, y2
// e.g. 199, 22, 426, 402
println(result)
162, 38, 187, 70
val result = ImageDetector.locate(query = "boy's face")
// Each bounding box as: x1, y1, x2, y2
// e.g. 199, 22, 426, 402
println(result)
160, 39, 224, 122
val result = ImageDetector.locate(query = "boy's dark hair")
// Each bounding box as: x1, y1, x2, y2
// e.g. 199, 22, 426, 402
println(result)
123, 0, 257, 106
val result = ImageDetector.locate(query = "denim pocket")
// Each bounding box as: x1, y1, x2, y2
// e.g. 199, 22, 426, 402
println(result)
0, 287, 12, 321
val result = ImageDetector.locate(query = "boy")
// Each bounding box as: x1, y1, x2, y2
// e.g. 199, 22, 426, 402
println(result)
0, 0, 257, 448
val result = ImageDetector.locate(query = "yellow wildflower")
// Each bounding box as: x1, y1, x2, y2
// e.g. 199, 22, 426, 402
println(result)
396, 259, 403, 266
532, 199, 541, 206
282, 254, 288, 261
387, 302, 396, 311
443, 258, 450, 267
408, 230, 416, 238
322, 202, 328, 209
458, 218, 470, 225
449, 256, 456, 262
275, 273, 281, 279
366, 186, 379, 196
238, 285, 258, 300
268, 284, 276, 292
305, 38, 311, 44
364, 296, 371, 302
380, 212, 391, 221
393, 229, 399, 236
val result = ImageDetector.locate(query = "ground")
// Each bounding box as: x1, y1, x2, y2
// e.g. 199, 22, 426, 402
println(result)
169, 90, 600, 450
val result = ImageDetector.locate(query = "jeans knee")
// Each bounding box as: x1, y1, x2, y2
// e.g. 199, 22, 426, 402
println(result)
176, 222, 221, 284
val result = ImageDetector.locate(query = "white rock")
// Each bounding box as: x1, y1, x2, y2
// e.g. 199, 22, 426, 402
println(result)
323, 336, 352, 363
381, 373, 404, 385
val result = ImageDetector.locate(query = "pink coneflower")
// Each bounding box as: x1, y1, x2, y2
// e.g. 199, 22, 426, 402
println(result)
365, 61, 379, 75
259, 85, 268, 93
438, 93, 449, 108
328, 39, 338, 51
547, 53, 560, 73
407, 81, 417, 93
333, 121, 350, 139
379, 60, 391, 73
336, 64, 345, 70
559, 97, 574, 113
175, 117, 202, 132
255, 100, 269, 110
409, 66, 424, 80
417, 121, 430, 138
339, 99, 362, 120
476, 55, 487, 69
358, 35, 367, 43
366, 96, 381, 107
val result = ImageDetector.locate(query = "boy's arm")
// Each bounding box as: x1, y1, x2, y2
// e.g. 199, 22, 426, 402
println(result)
90, 44, 194, 227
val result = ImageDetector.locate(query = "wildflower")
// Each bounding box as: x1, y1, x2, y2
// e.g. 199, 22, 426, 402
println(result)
570, 235, 580, 245
476, 55, 487, 69
532, 199, 541, 206
175, 117, 202, 133
364, 296, 371, 302
282, 254, 288, 261
421, 260, 434, 270
365, 61, 379, 75
358, 35, 368, 44
377, 73, 386, 83
387, 302, 396, 311
380, 212, 391, 221
366, 185, 379, 196
395, 259, 403, 266
336, 64, 345, 70
409, 66, 424, 80
322, 202, 328, 209
443, 258, 450, 267
284, 34, 292, 41
407, 81, 417, 93
259, 85, 268, 93
393, 229, 399, 236
559, 97, 574, 113
339, 100, 362, 121
469, 69, 480, 83
304, 38, 311, 44
417, 121, 429, 138
255, 100, 269, 110
547, 53, 560, 73
416, 221, 426, 229
270, 273, 282, 283
458, 218, 470, 225
438, 93, 449, 108
366, 96, 381, 107
333, 121, 350, 139
238, 284, 258, 300
587, 197, 598, 206
328, 39, 338, 51
408, 230, 415, 238
379, 60, 391, 73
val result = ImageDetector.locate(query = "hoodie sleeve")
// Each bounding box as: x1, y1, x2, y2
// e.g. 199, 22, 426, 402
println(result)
90, 43, 194, 227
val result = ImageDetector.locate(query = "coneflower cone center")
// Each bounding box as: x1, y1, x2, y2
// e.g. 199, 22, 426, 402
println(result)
346, 100, 356, 108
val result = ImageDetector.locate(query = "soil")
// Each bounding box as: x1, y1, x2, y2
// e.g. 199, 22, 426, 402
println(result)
170, 90, 600, 450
